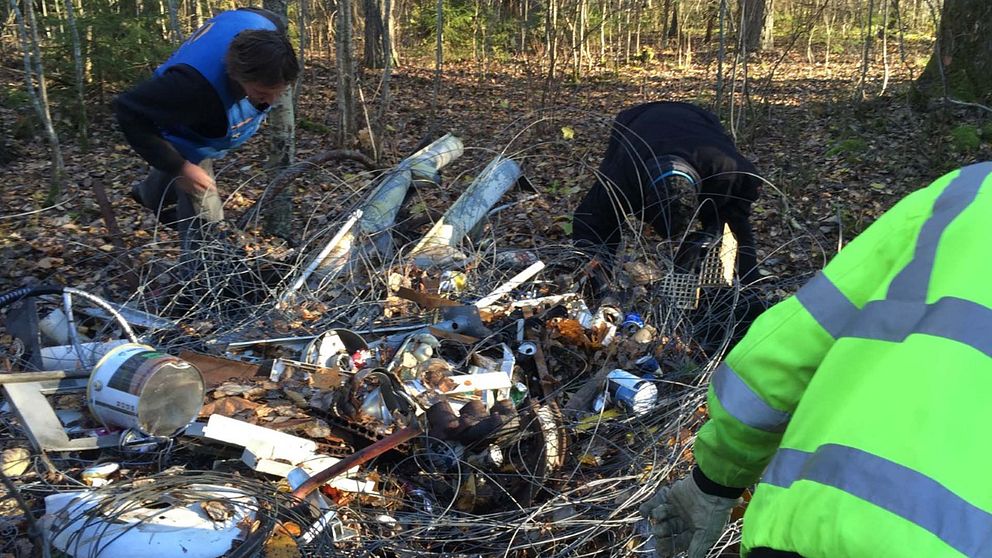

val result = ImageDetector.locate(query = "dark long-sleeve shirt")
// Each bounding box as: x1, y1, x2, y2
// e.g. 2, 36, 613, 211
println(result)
113, 66, 229, 173
573, 101, 762, 280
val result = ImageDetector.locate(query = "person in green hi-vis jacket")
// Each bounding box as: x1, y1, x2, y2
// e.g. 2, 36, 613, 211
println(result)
640, 162, 992, 558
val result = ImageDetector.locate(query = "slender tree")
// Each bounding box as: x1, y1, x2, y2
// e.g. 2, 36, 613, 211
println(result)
363, 0, 388, 68
62, 0, 88, 146
336, 0, 357, 146
10, 0, 65, 202
262, 0, 296, 238
165, 0, 182, 43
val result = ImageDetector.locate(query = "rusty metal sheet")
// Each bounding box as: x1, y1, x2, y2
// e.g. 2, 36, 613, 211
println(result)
178, 351, 263, 388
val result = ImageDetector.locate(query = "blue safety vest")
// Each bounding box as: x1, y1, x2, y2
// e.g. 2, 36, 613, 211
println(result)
154, 10, 276, 163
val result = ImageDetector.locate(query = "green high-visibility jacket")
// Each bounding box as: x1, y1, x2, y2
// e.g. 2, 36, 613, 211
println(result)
694, 162, 992, 557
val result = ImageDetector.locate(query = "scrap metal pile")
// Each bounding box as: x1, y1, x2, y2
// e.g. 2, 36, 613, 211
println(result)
0, 135, 758, 557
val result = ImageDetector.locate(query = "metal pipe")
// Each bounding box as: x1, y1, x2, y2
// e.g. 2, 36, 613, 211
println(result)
291, 424, 422, 500
0, 370, 89, 384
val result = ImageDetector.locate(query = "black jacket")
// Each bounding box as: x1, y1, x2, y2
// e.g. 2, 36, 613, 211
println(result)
572, 101, 761, 281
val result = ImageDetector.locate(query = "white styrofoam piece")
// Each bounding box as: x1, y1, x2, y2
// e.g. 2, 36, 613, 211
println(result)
442, 372, 513, 394
200, 415, 317, 454
44, 485, 255, 558
241, 438, 318, 477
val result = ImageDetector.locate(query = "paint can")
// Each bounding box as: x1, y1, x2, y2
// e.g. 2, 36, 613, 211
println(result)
87, 343, 205, 437
606, 369, 657, 416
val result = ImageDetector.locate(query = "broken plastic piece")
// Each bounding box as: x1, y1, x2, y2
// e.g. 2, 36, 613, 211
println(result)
45, 485, 256, 558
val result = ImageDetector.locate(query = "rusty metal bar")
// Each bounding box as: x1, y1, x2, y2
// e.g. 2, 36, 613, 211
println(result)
291, 424, 422, 500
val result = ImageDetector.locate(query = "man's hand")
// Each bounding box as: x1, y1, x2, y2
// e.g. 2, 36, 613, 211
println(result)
176, 161, 215, 196
639, 475, 740, 558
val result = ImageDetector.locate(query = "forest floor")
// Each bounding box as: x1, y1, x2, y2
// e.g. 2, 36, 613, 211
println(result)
1, 41, 992, 558
1, 43, 991, 308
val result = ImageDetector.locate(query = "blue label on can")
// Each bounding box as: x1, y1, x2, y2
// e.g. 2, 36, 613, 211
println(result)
635, 355, 661, 375
621, 312, 644, 328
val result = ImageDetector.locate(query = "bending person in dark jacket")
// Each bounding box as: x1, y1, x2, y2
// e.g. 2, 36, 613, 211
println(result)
114, 8, 298, 240
572, 101, 762, 284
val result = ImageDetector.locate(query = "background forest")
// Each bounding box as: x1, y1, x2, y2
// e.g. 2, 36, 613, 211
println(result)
0, 0, 990, 312
0, 1, 991, 556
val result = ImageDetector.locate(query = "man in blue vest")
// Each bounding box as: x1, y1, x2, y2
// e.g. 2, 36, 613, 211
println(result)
114, 8, 299, 240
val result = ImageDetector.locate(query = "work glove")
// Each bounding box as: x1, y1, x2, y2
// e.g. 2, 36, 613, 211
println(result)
639, 475, 741, 558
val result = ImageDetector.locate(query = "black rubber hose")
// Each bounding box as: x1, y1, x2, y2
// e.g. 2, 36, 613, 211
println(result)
0, 285, 64, 309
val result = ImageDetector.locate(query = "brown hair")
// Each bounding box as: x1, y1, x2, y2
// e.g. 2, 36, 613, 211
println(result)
226, 29, 299, 86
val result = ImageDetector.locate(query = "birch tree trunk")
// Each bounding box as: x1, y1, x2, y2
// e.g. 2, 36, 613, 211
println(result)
62, 0, 88, 147
10, 0, 65, 202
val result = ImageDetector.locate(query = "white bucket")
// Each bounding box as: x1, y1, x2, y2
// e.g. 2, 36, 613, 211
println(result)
87, 343, 205, 436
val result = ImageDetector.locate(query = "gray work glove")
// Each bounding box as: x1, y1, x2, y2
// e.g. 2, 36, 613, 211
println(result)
639, 475, 741, 558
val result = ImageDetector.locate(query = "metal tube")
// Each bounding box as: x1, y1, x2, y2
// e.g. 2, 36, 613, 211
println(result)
290, 424, 421, 500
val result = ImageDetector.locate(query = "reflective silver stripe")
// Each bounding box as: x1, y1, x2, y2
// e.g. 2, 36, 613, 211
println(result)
887, 163, 992, 301
711, 363, 791, 433
844, 296, 992, 358
794, 272, 857, 338
762, 444, 992, 557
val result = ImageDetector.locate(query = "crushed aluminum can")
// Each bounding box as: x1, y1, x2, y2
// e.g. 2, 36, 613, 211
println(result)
606, 369, 657, 416
517, 341, 537, 356
439, 270, 469, 294
621, 312, 645, 336
634, 355, 662, 378
81, 462, 120, 487
592, 392, 608, 413
568, 299, 594, 329
352, 349, 372, 369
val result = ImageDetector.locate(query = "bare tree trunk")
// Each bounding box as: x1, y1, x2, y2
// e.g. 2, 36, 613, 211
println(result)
294, 0, 307, 108
740, 0, 766, 53
430, 0, 442, 132
165, 0, 182, 43
62, 0, 87, 147
716, 0, 727, 114
855, 0, 876, 99
916, 0, 992, 105
668, 0, 679, 39
337, 0, 357, 146
260, 0, 295, 238
10, 0, 64, 202
760, 0, 773, 49
541, 0, 559, 107
363, 0, 387, 68
374, 0, 393, 149
880, 0, 890, 94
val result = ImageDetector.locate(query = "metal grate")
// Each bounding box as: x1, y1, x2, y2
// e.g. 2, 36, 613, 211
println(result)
659, 224, 738, 309
699, 223, 738, 287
